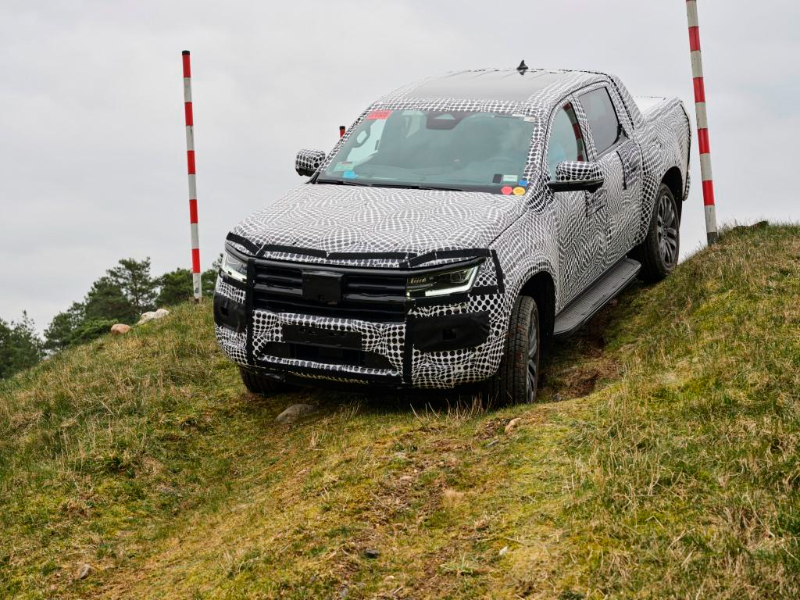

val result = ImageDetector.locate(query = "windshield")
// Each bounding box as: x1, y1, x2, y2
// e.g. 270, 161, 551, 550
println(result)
317, 109, 535, 195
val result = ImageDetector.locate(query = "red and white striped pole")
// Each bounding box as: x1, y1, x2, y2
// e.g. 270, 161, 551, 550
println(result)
686, 0, 718, 245
182, 50, 202, 300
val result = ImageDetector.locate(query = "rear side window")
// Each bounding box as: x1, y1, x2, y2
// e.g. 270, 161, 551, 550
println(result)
547, 103, 586, 179
579, 87, 621, 155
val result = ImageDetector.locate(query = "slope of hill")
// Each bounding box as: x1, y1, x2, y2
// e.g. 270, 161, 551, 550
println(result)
1, 224, 798, 599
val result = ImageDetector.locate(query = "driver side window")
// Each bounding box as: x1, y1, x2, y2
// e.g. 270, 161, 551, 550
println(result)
547, 103, 586, 179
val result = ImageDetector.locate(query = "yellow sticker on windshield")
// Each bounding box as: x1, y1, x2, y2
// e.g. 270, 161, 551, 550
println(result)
513, 186, 526, 196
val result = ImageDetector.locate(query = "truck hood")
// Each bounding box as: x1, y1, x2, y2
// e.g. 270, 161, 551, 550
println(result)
230, 184, 527, 257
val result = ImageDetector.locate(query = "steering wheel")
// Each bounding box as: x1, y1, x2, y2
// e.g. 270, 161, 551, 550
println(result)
483, 156, 519, 173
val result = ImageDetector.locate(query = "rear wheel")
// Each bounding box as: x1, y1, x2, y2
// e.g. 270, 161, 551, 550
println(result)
239, 367, 284, 396
631, 183, 680, 282
488, 295, 541, 406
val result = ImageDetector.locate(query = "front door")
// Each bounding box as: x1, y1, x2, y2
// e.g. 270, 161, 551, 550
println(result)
547, 101, 605, 304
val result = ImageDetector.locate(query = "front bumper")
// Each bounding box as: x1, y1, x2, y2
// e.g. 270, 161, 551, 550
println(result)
213, 252, 508, 390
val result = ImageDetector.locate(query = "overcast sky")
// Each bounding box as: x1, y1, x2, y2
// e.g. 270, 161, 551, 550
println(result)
1, 0, 797, 332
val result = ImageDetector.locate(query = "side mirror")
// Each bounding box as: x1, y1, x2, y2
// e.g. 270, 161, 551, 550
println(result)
548, 161, 604, 193
295, 149, 326, 177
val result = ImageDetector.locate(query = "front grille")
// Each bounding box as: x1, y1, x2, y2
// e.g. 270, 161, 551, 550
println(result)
251, 260, 408, 322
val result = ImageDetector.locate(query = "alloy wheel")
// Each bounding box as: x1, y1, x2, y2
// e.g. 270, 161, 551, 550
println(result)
657, 192, 679, 267
526, 316, 539, 402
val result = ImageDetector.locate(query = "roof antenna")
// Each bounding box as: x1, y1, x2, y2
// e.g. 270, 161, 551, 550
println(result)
517, 60, 528, 75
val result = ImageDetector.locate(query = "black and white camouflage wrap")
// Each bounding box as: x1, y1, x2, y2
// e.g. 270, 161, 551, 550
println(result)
215, 68, 691, 389
555, 161, 604, 184
294, 149, 326, 176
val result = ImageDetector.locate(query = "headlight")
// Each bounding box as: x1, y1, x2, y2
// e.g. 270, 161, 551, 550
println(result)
407, 261, 482, 298
221, 247, 248, 282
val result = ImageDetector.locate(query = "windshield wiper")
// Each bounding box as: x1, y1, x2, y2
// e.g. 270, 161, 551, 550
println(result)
371, 183, 465, 192
417, 185, 465, 192
315, 178, 464, 192
315, 178, 372, 187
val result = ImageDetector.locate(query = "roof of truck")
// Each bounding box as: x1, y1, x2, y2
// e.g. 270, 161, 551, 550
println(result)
393, 68, 603, 104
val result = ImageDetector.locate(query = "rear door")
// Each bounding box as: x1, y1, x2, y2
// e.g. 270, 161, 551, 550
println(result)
577, 86, 643, 268
578, 86, 642, 270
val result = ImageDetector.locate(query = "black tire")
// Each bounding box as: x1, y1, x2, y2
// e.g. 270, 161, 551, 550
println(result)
239, 367, 284, 396
487, 295, 541, 406
631, 183, 680, 283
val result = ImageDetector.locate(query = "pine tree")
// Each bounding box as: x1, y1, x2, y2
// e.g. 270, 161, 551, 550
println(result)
84, 276, 137, 323
108, 258, 157, 314
0, 312, 44, 379
156, 268, 193, 307
44, 302, 85, 351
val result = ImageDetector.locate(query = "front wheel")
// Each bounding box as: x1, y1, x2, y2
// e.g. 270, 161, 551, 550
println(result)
487, 295, 541, 406
631, 183, 680, 282
239, 367, 285, 396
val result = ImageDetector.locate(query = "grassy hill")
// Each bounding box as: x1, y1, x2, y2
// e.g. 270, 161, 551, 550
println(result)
1, 224, 798, 599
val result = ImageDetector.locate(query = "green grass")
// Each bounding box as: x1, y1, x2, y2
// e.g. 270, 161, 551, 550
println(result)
1, 223, 798, 599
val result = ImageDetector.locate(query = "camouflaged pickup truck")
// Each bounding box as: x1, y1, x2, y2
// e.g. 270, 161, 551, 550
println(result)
213, 65, 690, 404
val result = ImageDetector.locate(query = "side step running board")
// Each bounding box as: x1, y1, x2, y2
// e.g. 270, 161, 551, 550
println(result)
553, 258, 641, 339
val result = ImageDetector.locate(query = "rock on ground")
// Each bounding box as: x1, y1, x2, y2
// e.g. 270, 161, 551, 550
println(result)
138, 308, 170, 325
76, 563, 92, 580
275, 404, 317, 424
110, 324, 131, 335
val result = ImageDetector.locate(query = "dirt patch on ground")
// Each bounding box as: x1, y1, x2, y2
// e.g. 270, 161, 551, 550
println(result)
547, 354, 620, 400
540, 294, 629, 401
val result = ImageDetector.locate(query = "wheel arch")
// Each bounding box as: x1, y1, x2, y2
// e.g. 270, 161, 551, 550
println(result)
662, 166, 684, 218
519, 270, 556, 351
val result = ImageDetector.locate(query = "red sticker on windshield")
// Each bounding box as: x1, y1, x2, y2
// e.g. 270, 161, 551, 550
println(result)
366, 110, 392, 120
